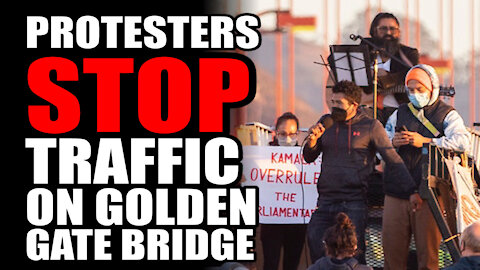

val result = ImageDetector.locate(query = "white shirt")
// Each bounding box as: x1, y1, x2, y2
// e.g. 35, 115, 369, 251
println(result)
377, 55, 391, 71
375, 56, 399, 108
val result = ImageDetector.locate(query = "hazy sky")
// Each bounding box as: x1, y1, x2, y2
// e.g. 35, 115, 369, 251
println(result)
238, 0, 479, 58
224, 0, 480, 124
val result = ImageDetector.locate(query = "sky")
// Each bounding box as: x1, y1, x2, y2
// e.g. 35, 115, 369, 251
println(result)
235, 0, 479, 59
220, 0, 480, 125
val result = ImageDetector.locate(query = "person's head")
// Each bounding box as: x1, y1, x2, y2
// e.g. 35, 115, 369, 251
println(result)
274, 112, 299, 146
323, 212, 358, 259
370, 13, 401, 56
405, 64, 440, 108
330, 80, 361, 121
460, 221, 480, 256
370, 12, 400, 39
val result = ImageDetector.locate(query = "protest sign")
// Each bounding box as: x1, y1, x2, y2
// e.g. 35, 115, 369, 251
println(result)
445, 157, 480, 232
242, 146, 321, 224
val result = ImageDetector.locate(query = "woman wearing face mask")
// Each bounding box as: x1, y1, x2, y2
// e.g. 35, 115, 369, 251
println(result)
270, 112, 300, 147
383, 64, 471, 269
260, 112, 307, 270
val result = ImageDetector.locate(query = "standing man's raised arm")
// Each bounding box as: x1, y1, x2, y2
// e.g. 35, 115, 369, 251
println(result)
303, 122, 326, 163
370, 119, 421, 209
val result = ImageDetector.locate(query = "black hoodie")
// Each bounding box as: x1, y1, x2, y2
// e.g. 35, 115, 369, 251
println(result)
444, 256, 480, 270
307, 257, 373, 270
303, 110, 416, 202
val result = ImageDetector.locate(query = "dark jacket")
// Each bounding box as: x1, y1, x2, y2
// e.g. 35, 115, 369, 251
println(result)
444, 256, 480, 270
394, 100, 454, 188
326, 40, 418, 104
303, 110, 416, 202
360, 38, 419, 104
307, 257, 373, 270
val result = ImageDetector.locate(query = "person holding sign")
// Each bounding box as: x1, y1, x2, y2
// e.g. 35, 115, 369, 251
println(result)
383, 64, 471, 270
260, 112, 307, 270
303, 80, 419, 265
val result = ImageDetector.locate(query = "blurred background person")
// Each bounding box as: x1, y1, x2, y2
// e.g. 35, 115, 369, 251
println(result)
445, 221, 480, 270
360, 12, 419, 125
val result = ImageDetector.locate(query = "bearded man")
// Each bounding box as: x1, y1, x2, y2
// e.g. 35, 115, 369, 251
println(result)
360, 12, 420, 125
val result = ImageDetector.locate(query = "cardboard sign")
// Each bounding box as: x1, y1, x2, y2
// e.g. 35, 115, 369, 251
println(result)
445, 157, 480, 232
241, 146, 321, 224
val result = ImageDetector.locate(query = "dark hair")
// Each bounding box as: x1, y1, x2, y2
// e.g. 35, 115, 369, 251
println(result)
323, 212, 358, 257
369, 12, 400, 37
275, 112, 299, 131
331, 80, 362, 104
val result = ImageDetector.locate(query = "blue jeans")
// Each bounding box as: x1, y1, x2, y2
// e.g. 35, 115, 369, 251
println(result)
307, 200, 368, 264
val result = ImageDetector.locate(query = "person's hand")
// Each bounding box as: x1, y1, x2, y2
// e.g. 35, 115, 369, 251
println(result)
371, 67, 389, 77
392, 132, 409, 147
308, 123, 325, 148
409, 193, 423, 212
375, 160, 386, 173
402, 131, 432, 148
377, 68, 389, 77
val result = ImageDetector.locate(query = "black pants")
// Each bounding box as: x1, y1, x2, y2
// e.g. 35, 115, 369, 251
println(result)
307, 200, 368, 265
260, 224, 307, 270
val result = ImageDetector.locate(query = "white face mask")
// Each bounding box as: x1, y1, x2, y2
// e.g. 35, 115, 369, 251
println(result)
408, 91, 431, 108
278, 136, 297, 146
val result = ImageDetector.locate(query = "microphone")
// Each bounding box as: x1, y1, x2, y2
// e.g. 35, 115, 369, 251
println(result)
306, 115, 334, 141
319, 115, 334, 129
350, 34, 360, 41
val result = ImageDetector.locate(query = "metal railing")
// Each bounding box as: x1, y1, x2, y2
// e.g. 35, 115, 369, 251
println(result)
236, 122, 480, 269
236, 122, 274, 146
420, 141, 478, 264
468, 127, 480, 185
